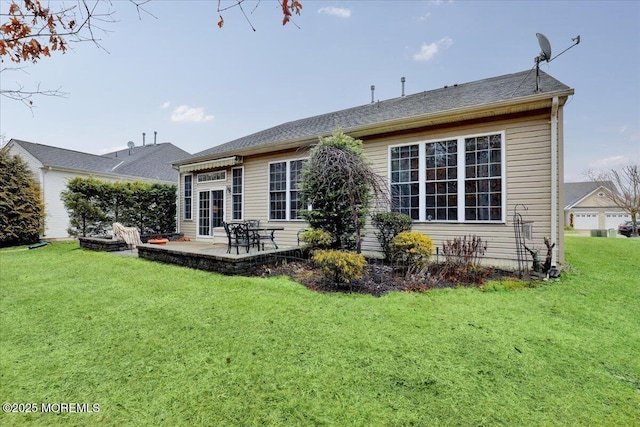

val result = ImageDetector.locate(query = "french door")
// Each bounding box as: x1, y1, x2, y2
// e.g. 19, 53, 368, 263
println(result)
198, 189, 225, 237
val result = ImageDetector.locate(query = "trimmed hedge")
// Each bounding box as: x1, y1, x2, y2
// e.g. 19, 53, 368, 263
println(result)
61, 177, 177, 237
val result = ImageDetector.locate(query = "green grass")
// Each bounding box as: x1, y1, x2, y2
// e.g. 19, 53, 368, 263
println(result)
1, 237, 639, 426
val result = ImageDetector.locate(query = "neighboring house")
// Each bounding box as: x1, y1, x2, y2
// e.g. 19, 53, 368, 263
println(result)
5, 139, 190, 239
173, 70, 574, 269
564, 181, 630, 230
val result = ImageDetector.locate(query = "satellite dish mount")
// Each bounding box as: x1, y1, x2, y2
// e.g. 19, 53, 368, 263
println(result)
535, 33, 580, 92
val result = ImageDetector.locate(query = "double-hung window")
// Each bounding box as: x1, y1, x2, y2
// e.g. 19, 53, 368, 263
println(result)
425, 139, 458, 221
183, 174, 193, 220
390, 145, 420, 220
390, 132, 505, 223
269, 159, 307, 220
464, 134, 503, 221
231, 167, 243, 221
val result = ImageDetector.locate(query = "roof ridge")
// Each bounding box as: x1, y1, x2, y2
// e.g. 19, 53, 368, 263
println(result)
14, 139, 117, 160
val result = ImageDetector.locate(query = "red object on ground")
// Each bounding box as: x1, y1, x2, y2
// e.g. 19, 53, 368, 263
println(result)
148, 238, 169, 245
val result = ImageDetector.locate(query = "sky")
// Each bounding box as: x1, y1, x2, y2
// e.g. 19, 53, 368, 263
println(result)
1, 0, 639, 182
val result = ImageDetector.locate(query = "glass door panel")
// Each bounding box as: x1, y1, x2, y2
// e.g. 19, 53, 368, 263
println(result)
198, 191, 211, 236
198, 189, 225, 237
211, 190, 224, 229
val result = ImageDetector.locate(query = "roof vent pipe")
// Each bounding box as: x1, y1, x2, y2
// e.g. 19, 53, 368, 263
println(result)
370, 85, 375, 104
154, 131, 157, 145
142, 132, 146, 146
401, 77, 406, 97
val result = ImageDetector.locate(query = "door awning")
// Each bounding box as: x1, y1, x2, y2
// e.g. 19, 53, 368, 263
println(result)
179, 156, 243, 173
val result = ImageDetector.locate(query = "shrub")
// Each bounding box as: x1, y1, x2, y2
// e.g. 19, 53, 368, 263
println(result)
61, 177, 177, 236
312, 250, 366, 285
299, 229, 332, 249
442, 235, 487, 268
441, 235, 489, 284
0, 148, 44, 247
390, 231, 434, 268
371, 212, 413, 261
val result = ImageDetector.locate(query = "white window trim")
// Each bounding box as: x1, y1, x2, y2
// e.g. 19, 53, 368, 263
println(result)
389, 131, 506, 223
196, 188, 227, 239
231, 167, 244, 221
268, 158, 308, 221
183, 174, 193, 221
197, 170, 227, 183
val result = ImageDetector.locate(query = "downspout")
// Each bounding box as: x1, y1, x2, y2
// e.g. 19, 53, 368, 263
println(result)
551, 96, 559, 266
41, 167, 48, 238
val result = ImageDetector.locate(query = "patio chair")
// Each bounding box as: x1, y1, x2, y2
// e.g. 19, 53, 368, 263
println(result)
245, 219, 263, 251
222, 222, 251, 254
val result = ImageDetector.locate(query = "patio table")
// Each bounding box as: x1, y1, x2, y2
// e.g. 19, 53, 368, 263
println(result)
248, 226, 284, 250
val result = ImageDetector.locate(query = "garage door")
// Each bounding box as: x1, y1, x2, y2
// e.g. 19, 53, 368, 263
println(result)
605, 213, 630, 229
574, 213, 598, 230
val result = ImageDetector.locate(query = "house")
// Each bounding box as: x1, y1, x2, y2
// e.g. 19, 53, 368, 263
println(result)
173, 70, 574, 269
5, 139, 190, 239
564, 181, 630, 231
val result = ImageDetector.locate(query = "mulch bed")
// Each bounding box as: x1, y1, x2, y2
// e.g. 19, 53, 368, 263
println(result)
257, 261, 515, 297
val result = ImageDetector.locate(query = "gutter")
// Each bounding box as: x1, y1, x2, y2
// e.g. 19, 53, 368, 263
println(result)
551, 96, 559, 267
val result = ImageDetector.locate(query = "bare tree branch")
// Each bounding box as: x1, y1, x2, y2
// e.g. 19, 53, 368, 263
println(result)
1, 0, 302, 107
0, 65, 68, 110
586, 165, 640, 236
216, 0, 302, 29
0, 0, 148, 107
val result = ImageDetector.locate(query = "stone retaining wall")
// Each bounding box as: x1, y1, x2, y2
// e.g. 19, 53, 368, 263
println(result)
137, 245, 304, 275
79, 237, 128, 252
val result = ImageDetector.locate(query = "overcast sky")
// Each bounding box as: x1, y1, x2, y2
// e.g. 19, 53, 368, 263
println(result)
1, 0, 638, 182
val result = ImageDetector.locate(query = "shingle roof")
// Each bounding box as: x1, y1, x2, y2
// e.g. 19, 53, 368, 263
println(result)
101, 143, 191, 181
564, 181, 615, 208
188, 69, 572, 161
11, 140, 190, 182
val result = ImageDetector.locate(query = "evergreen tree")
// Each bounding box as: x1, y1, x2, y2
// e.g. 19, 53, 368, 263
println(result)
0, 147, 44, 247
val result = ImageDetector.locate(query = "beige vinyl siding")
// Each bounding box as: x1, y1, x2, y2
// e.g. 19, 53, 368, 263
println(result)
242, 151, 310, 244
358, 112, 555, 268
177, 109, 563, 268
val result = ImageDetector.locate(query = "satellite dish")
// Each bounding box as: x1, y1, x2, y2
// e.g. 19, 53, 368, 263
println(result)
127, 141, 135, 149
536, 33, 552, 62
532, 32, 580, 92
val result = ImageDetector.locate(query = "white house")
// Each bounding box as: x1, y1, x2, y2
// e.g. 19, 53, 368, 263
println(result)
5, 139, 190, 239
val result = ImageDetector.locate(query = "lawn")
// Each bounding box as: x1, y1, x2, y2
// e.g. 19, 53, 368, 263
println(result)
1, 237, 638, 426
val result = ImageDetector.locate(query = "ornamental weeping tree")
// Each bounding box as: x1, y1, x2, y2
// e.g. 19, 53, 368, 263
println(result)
299, 130, 387, 252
